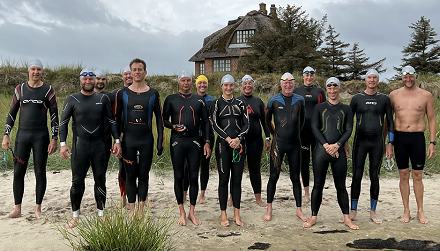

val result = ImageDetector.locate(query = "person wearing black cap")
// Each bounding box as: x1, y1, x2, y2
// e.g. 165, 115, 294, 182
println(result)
2, 59, 59, 219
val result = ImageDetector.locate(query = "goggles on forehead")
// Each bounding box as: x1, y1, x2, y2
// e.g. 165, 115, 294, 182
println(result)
303, 70, 315, 75
80, 72, 96, 77
402, 71, 415, 76
281, 77, 294, 81
327, 83, 339, 87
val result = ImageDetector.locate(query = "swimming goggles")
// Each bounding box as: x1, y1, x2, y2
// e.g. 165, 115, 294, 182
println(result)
80, 72, 96, 77
402, 71, 415, 75
327, 83, 339, 87
303, 70, 315, 75
281, 77, 294, 81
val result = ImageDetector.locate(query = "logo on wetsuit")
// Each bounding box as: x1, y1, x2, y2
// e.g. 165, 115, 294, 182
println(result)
365, 101, 377, 105
123, 158, 134, 165
278, 106, 284, 110
134, 105, 143, 110
22, 99, 43, 104
306, 95, 312, 98
247, 104, 254, 115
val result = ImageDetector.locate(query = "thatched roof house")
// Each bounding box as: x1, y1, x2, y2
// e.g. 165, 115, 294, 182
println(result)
189, 3, 276, 75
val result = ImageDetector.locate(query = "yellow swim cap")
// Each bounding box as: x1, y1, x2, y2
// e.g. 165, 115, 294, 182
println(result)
195, 75, 208, 85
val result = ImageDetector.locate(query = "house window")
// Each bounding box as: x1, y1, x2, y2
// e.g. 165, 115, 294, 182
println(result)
199, 62, 205, 75
236, 30, 255, 43
213, 59, 231, 72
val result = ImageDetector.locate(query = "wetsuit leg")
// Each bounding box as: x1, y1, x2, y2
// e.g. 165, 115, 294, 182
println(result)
183, 160, 189, 192
216, 138, 233, 211
285, 140, 302, 207
31, 132, 50, 205
350, 137, 368, 206
266, 140, 286, 204
118, 158, 126, 196
200, 135, 214, 191
89, 139, 107, 210
230, 141, 245, 209
123, 137, 140, 204
12, 130, 32, 205
246, 137, 263, 194
70, 136, 90, 212
137, 133, 154, 202
368, 137, 384, 202
330, 149, 349, 215
300, 127, 313, 188
187, 139, 201, 206
104, 135, 112, 172
310, 145, 330, 216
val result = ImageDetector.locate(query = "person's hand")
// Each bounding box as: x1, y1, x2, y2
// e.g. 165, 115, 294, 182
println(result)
2, 135, 11, 150
112, 142, 122, 157
265, 138, 271, 151
204, 143, 211, 158
60, 145, 71, 159
427, 143, 436, 159
48, 139, 58, 155
385, 143, 394, 159
344, 142, 350, 158
173, 124, 186, 132
228, 138, 241, 149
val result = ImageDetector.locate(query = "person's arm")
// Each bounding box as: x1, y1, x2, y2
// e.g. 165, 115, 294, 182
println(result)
384, 96, 395, 159
336, 106, 354, 145
59, 96, 74, 159
211, 99, 229, 140
47, 86, 59, 154
162, 96, 174, 129
103, 93, 121, 156
310, 105, 327, 145
238, 100, 249, 138
426, 92, 436, 159
265, 97, 275, 136
154, 92, 164, 157
299, 97, 305, 131
2, 85, 21, 150
259, 98, 271, 150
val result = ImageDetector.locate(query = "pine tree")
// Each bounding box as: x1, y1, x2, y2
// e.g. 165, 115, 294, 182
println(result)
396, 16, 440, 74
320, 25, 350, 78
346, 43, 386, 80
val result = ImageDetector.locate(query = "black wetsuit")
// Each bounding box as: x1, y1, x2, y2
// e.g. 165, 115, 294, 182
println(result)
110, 87, 126, 196
293, 85, 326, 188
114, 87, 164, 204
310, 101, 353, 216
60, 92, 119, 212
183, 94, 216, 193
4, 82, 58, 205
101, 90, 113, 173
265, 93, 305, 207
350, 92, 394, 210
211, 96, 249, 210
237, 94, 270, 195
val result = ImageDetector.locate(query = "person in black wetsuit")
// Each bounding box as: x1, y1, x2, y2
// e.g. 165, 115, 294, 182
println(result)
303, 77, 358, 230
349, 69, 394, 224
163, 71, 210, 226
114, 58, 164, 218
60, 68, 121, 228
2, 59, 59, 219
293, 66, 326, 204
236, 75, 270, 207
263, 73, 307, 222
211, 74, 249, 227
110, 66, 132, 207
182, 74, 215, 204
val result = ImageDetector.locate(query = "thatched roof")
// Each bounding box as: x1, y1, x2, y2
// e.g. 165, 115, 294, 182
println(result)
189, 10, 275, 62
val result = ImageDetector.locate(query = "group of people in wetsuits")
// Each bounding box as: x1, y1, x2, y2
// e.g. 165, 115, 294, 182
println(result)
3, 58, 436, 230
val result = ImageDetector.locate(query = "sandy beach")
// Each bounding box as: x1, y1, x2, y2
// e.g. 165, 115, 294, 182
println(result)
1, 168, 439, 251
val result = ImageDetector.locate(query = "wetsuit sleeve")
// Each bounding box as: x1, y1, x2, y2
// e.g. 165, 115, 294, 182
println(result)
4, 85, 21, 136
384, 96, 394, 134
337, 106, 353, 144
320, 89, 327, 103
349, 95, 357, 116
59, 96, 74, 143
103, 94, 119, 141
114, 89, 123, 134
162, 96, 173, 129
201, 99, 210, 142
311, 105, 327, 145
47, 86, 59, 140
260, 99, 270, 138
153, 93, 164, 155
300, 98, 305, 131
265, 101, 275, 135
238, 100, 249, 137
211, 99, 229, 140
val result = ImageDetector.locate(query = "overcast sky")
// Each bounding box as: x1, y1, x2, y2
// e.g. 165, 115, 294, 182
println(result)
1, 0, 439, 81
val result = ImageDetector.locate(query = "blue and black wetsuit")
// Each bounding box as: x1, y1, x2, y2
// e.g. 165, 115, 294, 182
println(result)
60, 92, 119, 212
293, 84, 326, 188
4, 82, 58, 206
163, 92, 210, 206
237, 94, 270, 195
211, 96, 249, 210
265, 93, 305, 206
310, 101, 353, 216
350, 92, 394, 211
110, 87, 126, 197
183, 94, 216, 193
114, 87, 164, 204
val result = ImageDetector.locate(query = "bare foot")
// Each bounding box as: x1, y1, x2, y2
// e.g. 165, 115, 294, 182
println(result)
177, 215, 186, 226
263, 204, 273, 221
221, 212, 229, 227
349, 210, 357, 221
99, 215, 105, 222
370, 211, 382, 224
303, 195, 310, 204
188, 214, 201, 225
399, 210, 410, 223
199, 196, 207, 204
234, 217, 244, 226
66, 218, 79, 229
321, 198, 328, 205
296, 209, 309, 222
227, 196, 232, 207
256, 199, 267, 207
8, 206, 22, 218
303, 216, 317, 228
343, 215, 359, 230
417, 212, 429, 224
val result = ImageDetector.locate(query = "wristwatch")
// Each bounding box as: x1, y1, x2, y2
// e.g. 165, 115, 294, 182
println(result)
336, 142, 342, 147
238, 136, 243, 141
430, 141, 437, 146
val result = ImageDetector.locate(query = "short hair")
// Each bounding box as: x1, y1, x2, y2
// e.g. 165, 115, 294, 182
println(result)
129, 58, 147, 71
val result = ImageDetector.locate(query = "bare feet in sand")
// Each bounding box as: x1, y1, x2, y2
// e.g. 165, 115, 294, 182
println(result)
35, 204, 44, 219
343, 215, 359, 230
349, 210, 357, 221
221, 211, 229, 227
321, 198, 328, 205
199, 191, 207, 204
399, 210, 410, 223
263, 203, 273, 221
296, 208, 309, 222
227, 195, 232, 207
8, 205, 22, 218
177, 214, 186, 226
66, 218, 79, 229
370, 210, 382, 224
188, 214, 201, 226
232, 216, 244, 226
417, 211, 429, 224
303, 216, 317, 228
255, 194, 266, 207
303, 195, 310, 204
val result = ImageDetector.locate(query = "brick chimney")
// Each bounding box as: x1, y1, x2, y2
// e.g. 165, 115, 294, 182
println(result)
270, 4, 277, 18
259, 2, 267, 15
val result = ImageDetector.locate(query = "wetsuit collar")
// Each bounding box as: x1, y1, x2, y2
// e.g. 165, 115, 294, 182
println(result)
243, 94, 253, 98
178, 92, 193, 99
281, 93, 293, 99
221, 95, 234, 101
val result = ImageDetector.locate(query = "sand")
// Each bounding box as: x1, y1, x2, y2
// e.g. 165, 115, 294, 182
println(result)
1, 168, 439, 251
